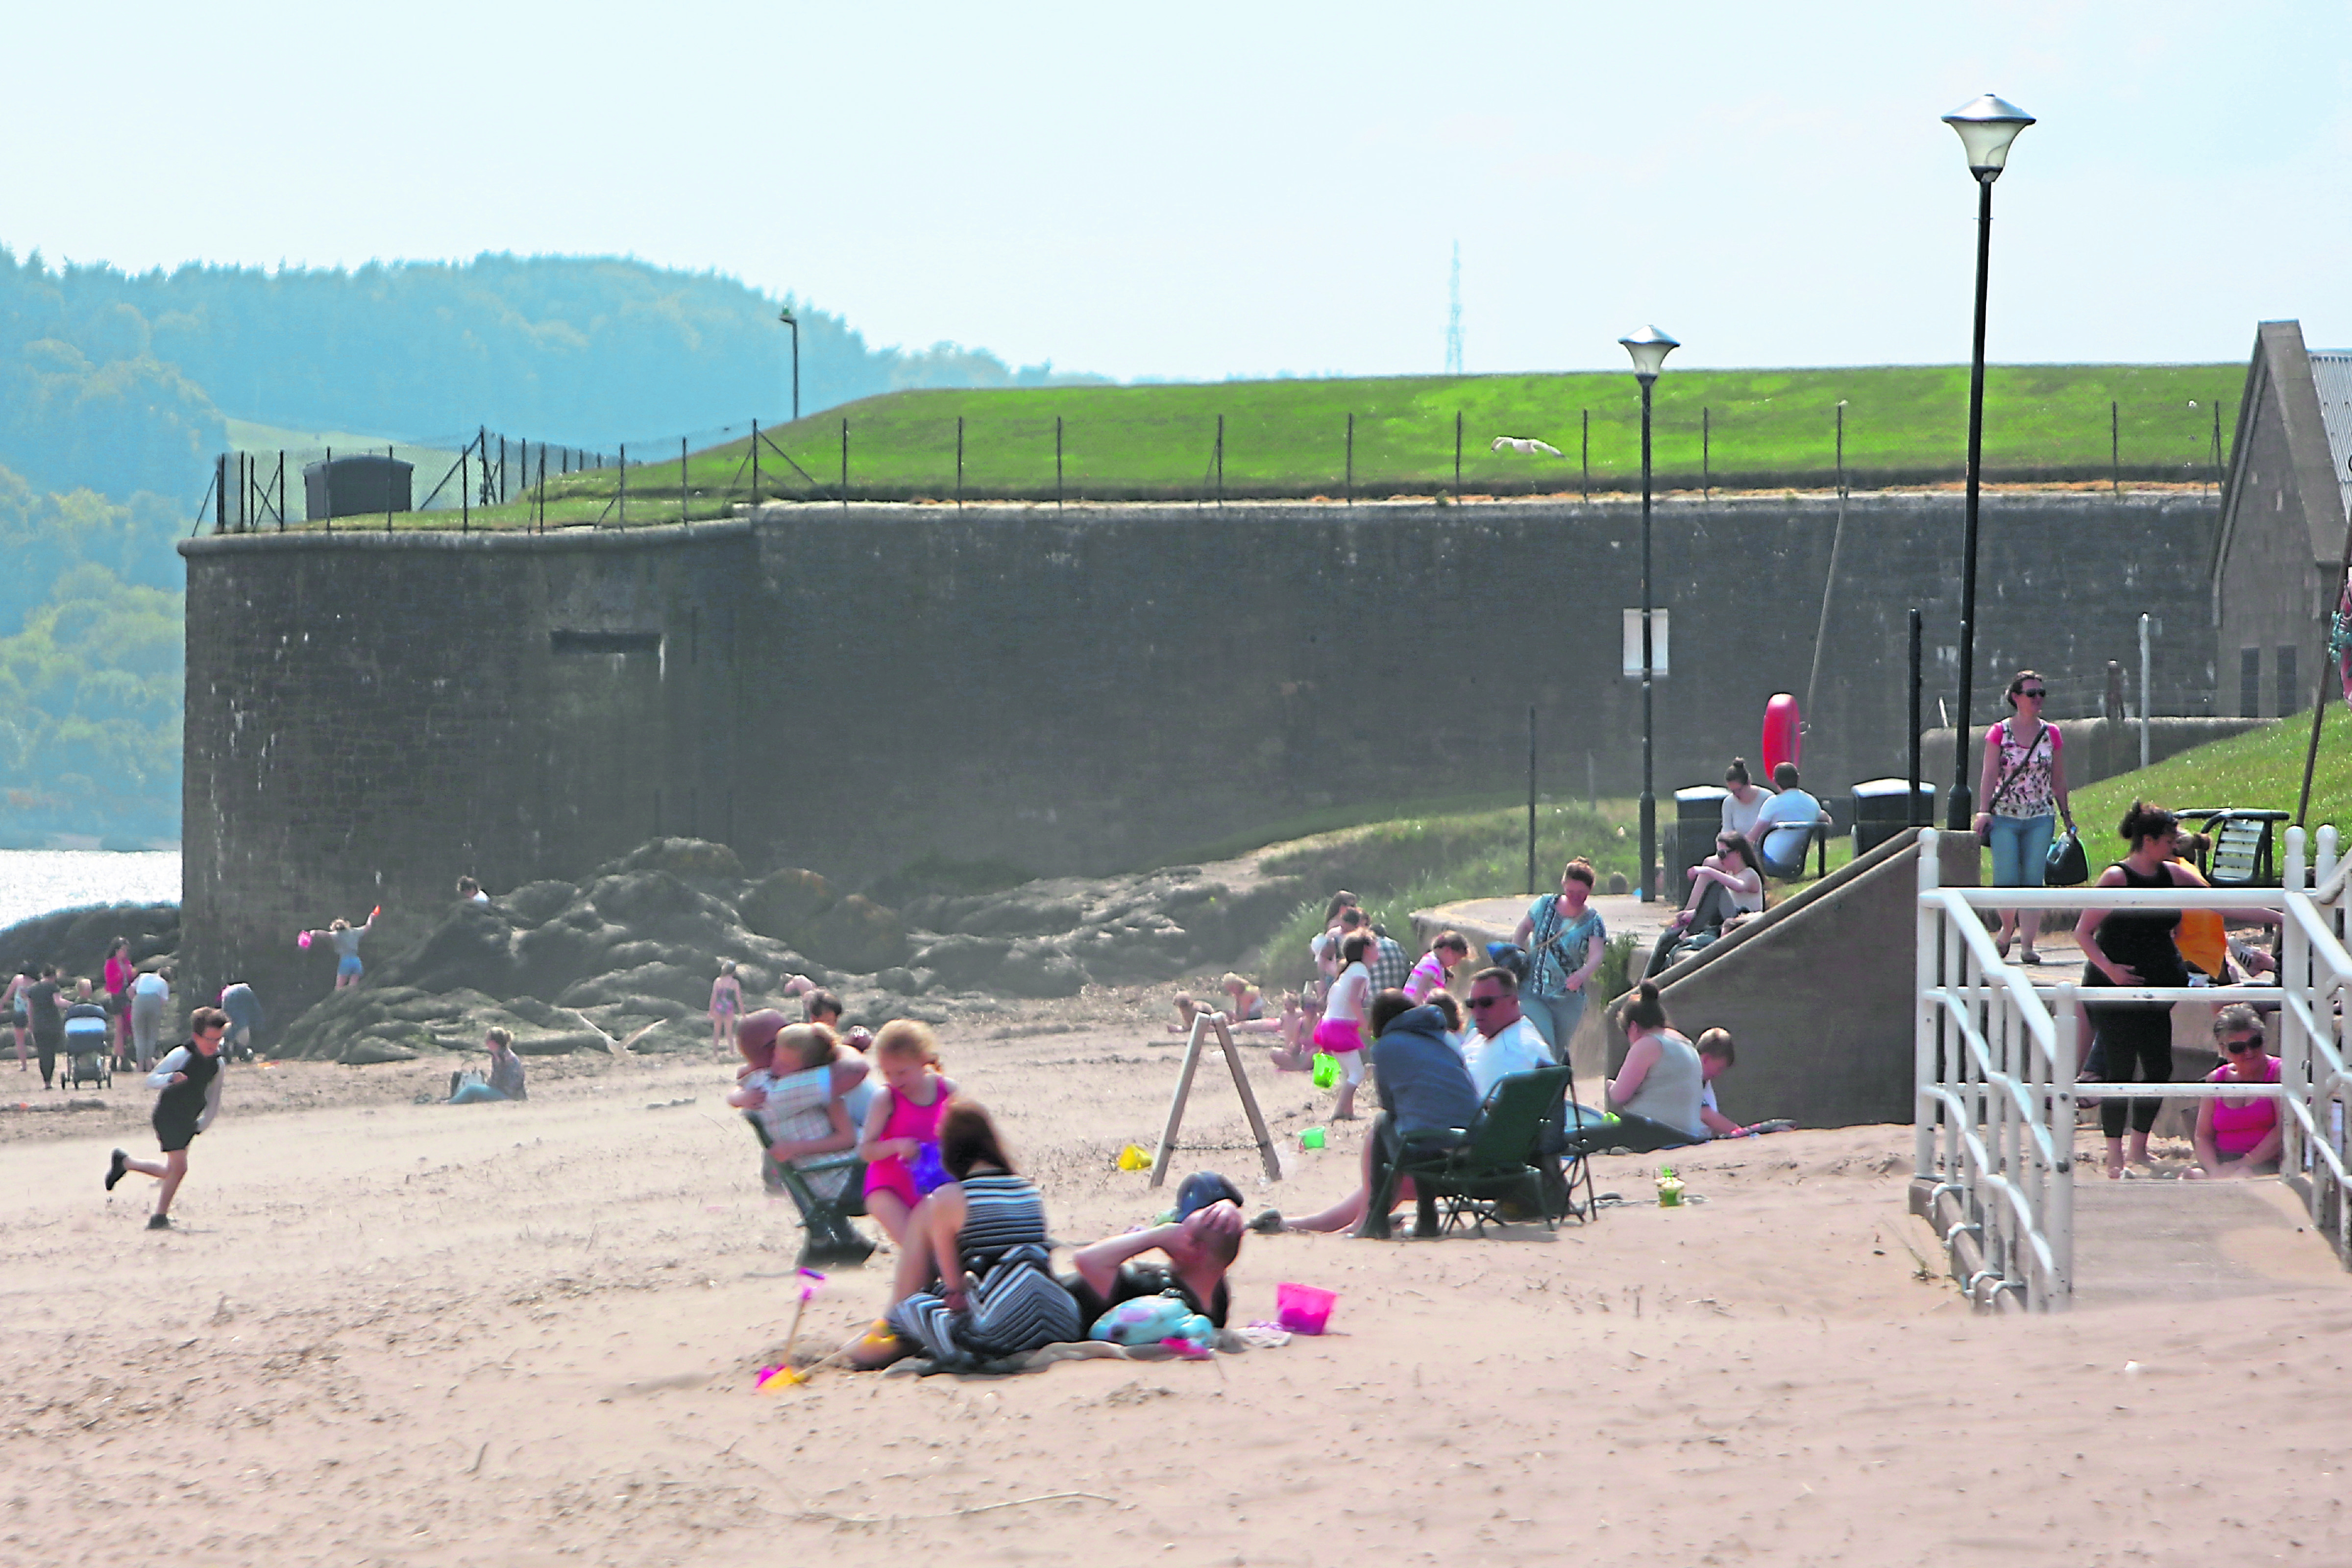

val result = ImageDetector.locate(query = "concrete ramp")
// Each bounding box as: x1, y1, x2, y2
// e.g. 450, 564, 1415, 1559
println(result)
1609, 827, 1981, 1128
2070, 1178, 2349, 1305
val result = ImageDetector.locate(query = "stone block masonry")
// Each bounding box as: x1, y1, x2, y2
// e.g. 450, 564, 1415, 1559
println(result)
182, 493, 2217, 1026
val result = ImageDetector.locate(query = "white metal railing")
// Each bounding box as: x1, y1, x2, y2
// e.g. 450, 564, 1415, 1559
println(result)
1914, 825, 2352, 1311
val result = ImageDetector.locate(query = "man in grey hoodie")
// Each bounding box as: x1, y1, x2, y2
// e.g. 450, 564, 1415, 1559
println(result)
1253, 990, 1481, 1238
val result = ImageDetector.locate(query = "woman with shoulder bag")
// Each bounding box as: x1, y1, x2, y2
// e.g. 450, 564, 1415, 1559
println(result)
1972, 670, 2072, 964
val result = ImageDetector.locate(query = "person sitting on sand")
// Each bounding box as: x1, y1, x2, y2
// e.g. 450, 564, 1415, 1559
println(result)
857, 1020, 957, 1246
847, 1099, 1080, 1371
1404, 931, 1472, 1004
1220, 972, 1265, 1022
1692, 1029, 1758, 1139
1557, 982, 1710, 1155
1257, 990, 1482, 1237
1463, 967, 1551, 1096
2188, 1004, 2281, 1179
449, 1027, 528, 1103
1168, 991, 1211, 1033
1065, 1172, 1246, 1331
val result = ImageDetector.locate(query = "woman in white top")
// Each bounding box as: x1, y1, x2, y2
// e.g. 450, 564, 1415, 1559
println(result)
1718, 758, 1775, 842
1647, 832, 1763, 979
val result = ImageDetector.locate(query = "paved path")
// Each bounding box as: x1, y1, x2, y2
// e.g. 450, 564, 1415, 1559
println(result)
2070, 1177, 2348, 1304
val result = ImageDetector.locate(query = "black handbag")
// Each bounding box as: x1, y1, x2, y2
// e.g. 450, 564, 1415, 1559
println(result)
2045, 822, 2088, 886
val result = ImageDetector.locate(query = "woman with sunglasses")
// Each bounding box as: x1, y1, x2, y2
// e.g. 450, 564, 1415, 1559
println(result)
2188, 1004, 2282, 1179
1972, 669, 2072, 964
1647, 831, 1761, 979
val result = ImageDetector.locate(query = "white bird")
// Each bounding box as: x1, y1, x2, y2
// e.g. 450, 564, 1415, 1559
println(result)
1490, 436, 1563, 457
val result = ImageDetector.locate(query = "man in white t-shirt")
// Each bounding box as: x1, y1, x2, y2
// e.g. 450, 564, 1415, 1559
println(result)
1462, 968, 1553, 1097
1749, 762, 1822, 874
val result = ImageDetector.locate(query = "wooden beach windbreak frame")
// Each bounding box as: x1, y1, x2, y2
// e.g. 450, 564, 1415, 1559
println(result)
1150, 1011, 1281, 1188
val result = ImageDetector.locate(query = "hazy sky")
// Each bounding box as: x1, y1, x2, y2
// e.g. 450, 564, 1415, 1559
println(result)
10, 0, 2348, 381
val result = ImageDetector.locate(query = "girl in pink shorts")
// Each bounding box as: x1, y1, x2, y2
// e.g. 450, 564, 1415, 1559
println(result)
857, 1019, 957, 1244
1314, 932, 1375, 1120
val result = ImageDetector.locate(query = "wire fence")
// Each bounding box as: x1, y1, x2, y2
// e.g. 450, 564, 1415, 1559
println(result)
196, 391, 2240, 535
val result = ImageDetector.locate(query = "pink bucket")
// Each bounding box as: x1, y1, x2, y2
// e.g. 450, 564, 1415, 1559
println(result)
1275, 1281, 1337, 1336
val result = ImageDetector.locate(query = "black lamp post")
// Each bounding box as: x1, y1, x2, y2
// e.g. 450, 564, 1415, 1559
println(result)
1620, 325, 1678, 901
1940, 92, 2034, 830
778, 307, 801, 421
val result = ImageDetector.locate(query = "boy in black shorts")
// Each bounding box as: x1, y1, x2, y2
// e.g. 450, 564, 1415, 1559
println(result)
105, 1006, 228, 1230
1063, 1171, 1246, 1331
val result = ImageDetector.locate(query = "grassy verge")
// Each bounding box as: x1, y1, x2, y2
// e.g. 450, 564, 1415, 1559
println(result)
263, 362, 2242, 529
2066, 704, 2352, 873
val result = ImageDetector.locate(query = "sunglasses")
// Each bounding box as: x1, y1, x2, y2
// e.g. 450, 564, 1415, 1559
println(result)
1466, 996, 1507, 1010
2016, 688, 2046, 699
2222, 1037, 2264, 1054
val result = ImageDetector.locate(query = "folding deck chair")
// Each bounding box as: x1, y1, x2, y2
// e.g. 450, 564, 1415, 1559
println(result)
745, 1112, 875, 1269
1364, 1066, 1580, 1238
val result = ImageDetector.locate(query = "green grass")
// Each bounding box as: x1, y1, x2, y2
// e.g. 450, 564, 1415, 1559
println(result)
2067, 705, 2352, 873
253, 362, 2243, 530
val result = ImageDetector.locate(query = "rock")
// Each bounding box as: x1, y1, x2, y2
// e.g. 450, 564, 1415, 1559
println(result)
367, 903, 521, 997
809, 895, 907, 972
608, 837, 746, 883
956, 894, 1085, 938
875, 967, 921, 995
996, 940, 1089, 998
738, 867, 837, 942
0, 902, 181, 992
499, 880, 581, 927
908, 933, 1012, 988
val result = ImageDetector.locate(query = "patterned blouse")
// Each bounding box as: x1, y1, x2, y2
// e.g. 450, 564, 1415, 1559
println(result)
1984, 719, 2062, 820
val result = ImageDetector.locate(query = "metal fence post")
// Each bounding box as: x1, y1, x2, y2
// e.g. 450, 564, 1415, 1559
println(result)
1344, 412, 1353, 505
956, 416, 964, 508
324, 446, 333, 534
619, 443, 627, 526
386, 445, 394, 531
1581, 409, 1590, 501
1055, 415, 1064, 508
1454, 410, 1463, 499
2110, 401, 2120, 497
840, 418, 849, 509
1702, 406, 1711, 501
1914, 827, 1941, 1181
681, 437, 689, 525
1215, 414, 1225, 506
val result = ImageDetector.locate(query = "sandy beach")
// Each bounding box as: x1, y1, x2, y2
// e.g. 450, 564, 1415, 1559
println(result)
3, 985, 2347, 1567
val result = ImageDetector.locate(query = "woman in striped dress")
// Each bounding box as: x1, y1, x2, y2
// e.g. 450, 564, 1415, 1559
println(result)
851, 1099, 1079, 1371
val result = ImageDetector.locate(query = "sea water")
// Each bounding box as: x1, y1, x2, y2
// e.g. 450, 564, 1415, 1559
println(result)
0, 851, 180, 933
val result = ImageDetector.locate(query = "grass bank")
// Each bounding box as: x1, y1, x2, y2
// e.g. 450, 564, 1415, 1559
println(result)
305, 362, 2240, 529
2066, 704, 2352, 873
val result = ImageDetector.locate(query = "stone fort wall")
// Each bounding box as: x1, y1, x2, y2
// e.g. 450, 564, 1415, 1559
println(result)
180, 492, 2219, 1021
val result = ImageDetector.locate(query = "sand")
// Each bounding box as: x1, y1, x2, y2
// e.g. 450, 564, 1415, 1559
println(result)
2, 986, 2347, 1567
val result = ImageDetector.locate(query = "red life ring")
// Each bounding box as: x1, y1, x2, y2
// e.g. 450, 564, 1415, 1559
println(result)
1761, 693, 1802, 778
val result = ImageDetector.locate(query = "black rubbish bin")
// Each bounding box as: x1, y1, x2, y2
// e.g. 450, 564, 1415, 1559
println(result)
1669, 785, 1729, 901
1851, 778, 1936, 857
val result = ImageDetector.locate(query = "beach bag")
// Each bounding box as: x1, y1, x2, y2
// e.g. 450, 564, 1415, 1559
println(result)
1311, 1053, 1340, 1089
2045, 825, 2089, 886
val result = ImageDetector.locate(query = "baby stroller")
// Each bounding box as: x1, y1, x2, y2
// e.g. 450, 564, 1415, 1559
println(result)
62, 1019, 112, 1090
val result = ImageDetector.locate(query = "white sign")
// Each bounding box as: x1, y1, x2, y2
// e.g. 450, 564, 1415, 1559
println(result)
1622, 608, 1670, 680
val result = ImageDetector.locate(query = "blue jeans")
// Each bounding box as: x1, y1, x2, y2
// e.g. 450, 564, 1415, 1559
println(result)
1988, 813, 2056, 888
1520, 991, 1584, 1062
450, 1081, 509, 1104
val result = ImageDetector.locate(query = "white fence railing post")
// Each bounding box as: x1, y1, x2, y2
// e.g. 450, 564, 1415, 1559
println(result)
1916, 827, 1942, 1181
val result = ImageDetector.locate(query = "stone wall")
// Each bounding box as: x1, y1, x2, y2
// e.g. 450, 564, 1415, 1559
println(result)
181, 492, 2219, 1025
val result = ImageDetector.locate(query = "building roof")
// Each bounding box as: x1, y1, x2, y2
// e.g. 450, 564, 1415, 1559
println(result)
2310, 349, 2352, 528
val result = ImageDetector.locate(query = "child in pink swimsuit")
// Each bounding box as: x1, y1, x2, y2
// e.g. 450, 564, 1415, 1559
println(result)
857, 1020, 957, 1245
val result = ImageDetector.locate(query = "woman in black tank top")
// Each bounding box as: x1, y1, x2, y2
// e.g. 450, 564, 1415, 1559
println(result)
2076, 803, 2282, 1179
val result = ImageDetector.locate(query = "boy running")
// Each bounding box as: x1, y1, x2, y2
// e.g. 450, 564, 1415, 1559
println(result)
105, 1006, 229, 1230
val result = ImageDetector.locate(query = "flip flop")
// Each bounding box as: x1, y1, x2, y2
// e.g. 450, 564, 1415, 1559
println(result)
104, 1148, 127, 1190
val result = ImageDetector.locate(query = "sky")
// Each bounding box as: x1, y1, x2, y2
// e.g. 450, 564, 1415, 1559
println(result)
7, 0, 2349, 382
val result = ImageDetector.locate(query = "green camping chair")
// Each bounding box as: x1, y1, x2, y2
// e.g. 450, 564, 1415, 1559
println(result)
745, 1112, 874, 1269
1365, 1066, 1576, 1239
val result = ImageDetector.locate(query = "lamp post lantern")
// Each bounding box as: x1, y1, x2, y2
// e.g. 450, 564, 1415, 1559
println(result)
1939, 92, 2034, 830
1620, 324, 1678, 901
778, 307, 801, 421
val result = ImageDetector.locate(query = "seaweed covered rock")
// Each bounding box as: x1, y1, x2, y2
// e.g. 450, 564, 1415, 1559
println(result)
274, 984, 614, 1063
0, 902, 180, 987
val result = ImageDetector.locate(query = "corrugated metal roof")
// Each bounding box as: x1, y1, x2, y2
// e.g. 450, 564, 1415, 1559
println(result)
2309, 349, 2352, 522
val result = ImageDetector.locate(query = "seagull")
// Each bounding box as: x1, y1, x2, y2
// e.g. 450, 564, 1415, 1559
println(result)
1490, 436, 1563, 457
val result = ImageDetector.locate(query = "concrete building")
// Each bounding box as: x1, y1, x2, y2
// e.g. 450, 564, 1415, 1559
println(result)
2213, 320, 2352, 717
